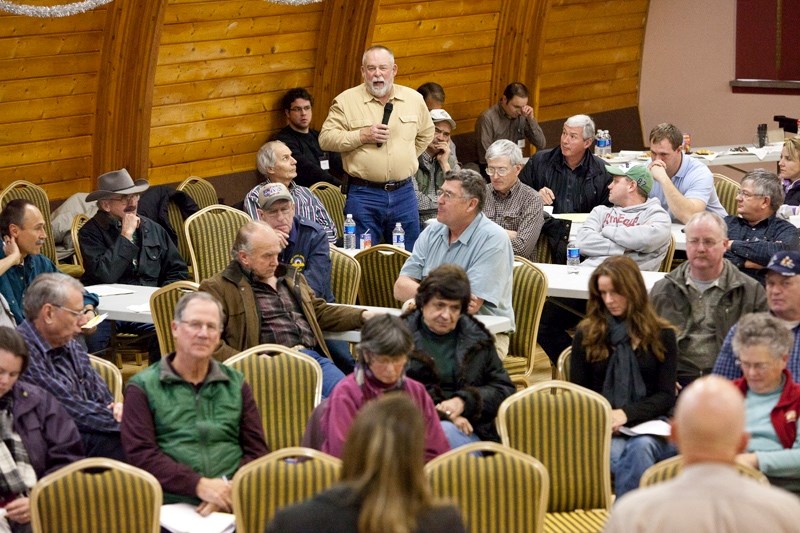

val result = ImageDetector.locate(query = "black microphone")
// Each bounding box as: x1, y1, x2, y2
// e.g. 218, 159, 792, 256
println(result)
376, 102, 393, 147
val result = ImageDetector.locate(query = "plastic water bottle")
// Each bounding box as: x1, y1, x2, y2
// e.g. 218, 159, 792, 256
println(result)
392, 222, 405, 250
594, 130, 605, 156
343, 214, 356, 250
567, 246, 580, 274
603, 130, 612, 156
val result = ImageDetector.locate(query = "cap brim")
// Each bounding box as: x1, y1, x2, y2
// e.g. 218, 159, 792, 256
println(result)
605, 165, 627, 176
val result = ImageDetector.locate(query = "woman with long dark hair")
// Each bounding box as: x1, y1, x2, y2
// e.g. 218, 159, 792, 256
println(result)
570, 256, 677, 498
267, 394, 465, 533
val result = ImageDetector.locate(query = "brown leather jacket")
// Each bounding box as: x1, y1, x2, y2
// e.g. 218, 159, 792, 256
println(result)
200, 261, 365, 361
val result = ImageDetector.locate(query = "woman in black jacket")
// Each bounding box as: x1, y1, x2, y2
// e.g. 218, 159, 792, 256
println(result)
403, 264, 515, 447
570, 256, 678, 499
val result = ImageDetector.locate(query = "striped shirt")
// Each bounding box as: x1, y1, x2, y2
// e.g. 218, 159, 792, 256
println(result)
245, 180, 337, 244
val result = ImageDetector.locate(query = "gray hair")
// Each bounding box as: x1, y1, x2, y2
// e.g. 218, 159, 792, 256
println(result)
362, 45, 394, 66
685, 211, 728, 241
732, 312, 793, 359
231, 220, 272, 261
356, 314, 413, 362
742, 169, 784, 212
256, 141, 287, 176
564, 114, 596, 141
485, 139, 523, 166
443, 169, 486, 211
174, 291, 225, 325
23, 273, 84, 320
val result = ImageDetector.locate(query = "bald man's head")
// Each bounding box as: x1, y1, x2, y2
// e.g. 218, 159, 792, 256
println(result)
672, 376, 749, 465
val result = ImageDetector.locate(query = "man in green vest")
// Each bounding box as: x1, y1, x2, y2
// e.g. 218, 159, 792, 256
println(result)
121, 292, 269, 515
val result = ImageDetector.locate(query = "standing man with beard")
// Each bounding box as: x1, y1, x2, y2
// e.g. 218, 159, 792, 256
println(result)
319, 45, 434, 252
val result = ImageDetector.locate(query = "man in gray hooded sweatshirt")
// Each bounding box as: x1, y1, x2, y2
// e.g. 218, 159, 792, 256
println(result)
575, 165, 672, 270
537, 165, 671, 363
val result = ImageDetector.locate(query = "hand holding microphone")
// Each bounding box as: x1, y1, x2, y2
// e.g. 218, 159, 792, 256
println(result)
376, 102, 393, 147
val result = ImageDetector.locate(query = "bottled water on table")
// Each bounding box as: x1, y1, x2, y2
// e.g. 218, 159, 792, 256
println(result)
567, 246, 580, 274
343, 214, 356, 250
392, 222, 405, 250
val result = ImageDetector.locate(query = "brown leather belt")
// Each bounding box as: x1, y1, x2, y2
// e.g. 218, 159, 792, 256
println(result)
348, 175, 411, 192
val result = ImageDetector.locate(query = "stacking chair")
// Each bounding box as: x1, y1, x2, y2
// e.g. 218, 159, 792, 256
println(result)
497, 380, 613, 531
232, 447, 341, 533
88, 353, 124, 402
556, 347, 572, 382
185, 204, 250, 283
330, 247, 361, 305
149, 280, 200, 355
503, 257, 548, 382
224, 344, 322, 450
713, 173, 740, 216
70, 214, 90, 271
425, 441, 549, 533
30, 457, 162, 533
0, 180, 83, 278
640, 454, 768, 488
166, 200, 192, 271
309, 182, 345, 239
354, 244, 410, 309
177, 176, 217, 209
658, 234, 676, 273
534, 232, 552, 263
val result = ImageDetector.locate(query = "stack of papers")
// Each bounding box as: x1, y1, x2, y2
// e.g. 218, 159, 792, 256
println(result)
160, 503, 235, 533
86, 285, 135, 297
618, 419, 671, 437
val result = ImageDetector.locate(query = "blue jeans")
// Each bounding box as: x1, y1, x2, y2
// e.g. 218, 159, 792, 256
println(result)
301, 348, 345, 399
325, 340, 355, 375
611, 434, 677, 499
441, 420, 481, 449
345, 183, 421, 252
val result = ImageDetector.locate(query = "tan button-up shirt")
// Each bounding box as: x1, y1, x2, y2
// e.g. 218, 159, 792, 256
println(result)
319, 84, 434, 183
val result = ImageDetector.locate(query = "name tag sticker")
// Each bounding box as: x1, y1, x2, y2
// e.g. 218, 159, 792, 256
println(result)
517, 139, 526, 149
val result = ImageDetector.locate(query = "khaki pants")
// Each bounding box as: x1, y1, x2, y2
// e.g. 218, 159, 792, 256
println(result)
493, 333, 510, 360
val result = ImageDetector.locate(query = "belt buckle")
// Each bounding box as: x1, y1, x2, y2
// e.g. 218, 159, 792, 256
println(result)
383, 182, 396, 192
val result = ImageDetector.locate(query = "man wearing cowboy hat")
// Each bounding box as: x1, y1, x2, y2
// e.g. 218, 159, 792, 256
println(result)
79, 169, 188, 357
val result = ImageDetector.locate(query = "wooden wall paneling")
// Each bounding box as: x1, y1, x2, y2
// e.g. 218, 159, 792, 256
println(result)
0, 95, 96, 125
94, 0, 168, 180
537, 0, 649, 122
490, 0, 548, 111
312, 0, 379, 131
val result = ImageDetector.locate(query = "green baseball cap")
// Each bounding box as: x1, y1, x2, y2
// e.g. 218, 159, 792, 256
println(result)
605, 165, 653, 196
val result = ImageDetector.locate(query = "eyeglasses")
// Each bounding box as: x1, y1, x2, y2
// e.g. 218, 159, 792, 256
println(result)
108, 194, 140, 203
686, 238, 723, 248
436, 189, 469, 201
485, 167, 512, 177
55, 305, 87, 319
179, 320, 221, 334
735, 190, 764, 199
289, 105, 311, 113
734, 359, 774, 372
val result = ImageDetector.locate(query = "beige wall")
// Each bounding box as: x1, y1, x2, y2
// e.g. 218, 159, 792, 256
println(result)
640, 0, 795, 159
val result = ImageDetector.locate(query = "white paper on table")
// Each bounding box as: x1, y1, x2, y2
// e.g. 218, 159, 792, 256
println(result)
126, 304, 151, 314
86, 285, 136, 297
618, 419, 671, 437
747, 147, 769, 160
160, 503, 235, 533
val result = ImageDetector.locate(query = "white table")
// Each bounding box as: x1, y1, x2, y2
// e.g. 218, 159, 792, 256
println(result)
88, 284, 157, 324
323, 305, 512, 343
533, 263, 666, 299
608, 143, 781, 173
